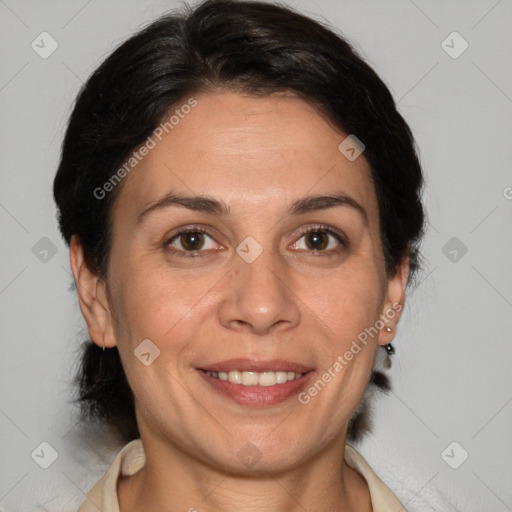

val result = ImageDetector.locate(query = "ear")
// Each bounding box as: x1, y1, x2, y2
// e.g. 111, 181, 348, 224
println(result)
69, 235, 117, 349
377, 254, 410, 346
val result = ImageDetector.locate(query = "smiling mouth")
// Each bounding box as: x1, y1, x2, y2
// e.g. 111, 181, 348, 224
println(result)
200, 369, 307, 386
197, 368, 316, 407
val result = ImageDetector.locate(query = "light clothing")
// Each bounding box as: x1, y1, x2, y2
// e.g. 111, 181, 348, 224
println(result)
78, 438, 406, 511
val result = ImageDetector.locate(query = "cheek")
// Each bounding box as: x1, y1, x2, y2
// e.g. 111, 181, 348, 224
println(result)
112, 256, 176, 330
310, 266, 384, 345
109, 266, 199, 413
306, 273, 381, 414
111, 258, 220, 353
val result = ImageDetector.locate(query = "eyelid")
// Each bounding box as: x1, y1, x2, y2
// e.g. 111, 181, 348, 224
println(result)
295, 223, 347, 245
164, 224, 220, 257
164, 223, 348, 257
293, 223, 347, 254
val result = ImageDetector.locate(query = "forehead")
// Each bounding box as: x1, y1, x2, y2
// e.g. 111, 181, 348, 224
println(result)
113, 90, 378, 225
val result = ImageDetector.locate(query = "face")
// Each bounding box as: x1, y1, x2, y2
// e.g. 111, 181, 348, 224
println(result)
74, 90, 407, 474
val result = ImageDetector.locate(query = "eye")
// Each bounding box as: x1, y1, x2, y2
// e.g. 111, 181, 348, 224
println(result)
291, 224, 346, 255
165, 226, 219, 257
164, 223, 347, 258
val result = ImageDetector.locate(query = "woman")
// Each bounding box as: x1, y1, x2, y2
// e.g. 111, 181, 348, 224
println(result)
53, 0, 426, 510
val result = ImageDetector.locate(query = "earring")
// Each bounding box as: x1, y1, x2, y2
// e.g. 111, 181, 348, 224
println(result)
384, 326, 394, 365
385, 327, 394, 354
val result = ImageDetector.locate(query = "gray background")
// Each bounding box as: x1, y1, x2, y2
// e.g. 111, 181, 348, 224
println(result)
1, 0, 511, 510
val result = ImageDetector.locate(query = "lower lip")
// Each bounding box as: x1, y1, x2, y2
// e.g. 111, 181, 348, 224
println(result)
197, 369, 316, 407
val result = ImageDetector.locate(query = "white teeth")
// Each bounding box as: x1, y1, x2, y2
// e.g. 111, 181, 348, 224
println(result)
229, 370, 242, 384
241, 371, 259, 386
276, 372, 288, 384
204, 370, 305, 386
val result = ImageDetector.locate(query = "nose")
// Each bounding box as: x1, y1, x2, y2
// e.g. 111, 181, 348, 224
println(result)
218, 245, 301, 336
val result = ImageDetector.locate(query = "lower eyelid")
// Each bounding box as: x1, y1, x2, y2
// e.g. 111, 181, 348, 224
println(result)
166, 230, 217, 253
165, 226, 347, 255
292, 232, 345, 253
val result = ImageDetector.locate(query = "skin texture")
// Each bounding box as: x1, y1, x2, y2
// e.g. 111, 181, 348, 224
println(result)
70, 90, 409, 512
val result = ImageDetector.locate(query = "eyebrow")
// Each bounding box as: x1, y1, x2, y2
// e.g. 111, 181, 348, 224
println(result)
137, 190, 368, 225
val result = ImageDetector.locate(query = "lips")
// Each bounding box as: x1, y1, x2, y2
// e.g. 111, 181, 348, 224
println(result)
198, 358, 314, 374
197, 367, 317, 407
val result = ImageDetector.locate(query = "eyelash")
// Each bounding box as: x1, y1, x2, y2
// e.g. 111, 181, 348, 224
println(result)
164, 223, 347, 258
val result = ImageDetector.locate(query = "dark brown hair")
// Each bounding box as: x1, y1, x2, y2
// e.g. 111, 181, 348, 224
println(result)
54, 0, 426, 445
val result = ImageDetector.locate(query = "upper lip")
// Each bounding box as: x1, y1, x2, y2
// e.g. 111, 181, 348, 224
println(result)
198, 358, 314, 374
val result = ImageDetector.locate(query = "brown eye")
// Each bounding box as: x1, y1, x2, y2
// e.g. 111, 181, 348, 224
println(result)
165, 228, 218, 256
178, 232, 206, 251
292, 225, 346, 255
304, 231, 329, 251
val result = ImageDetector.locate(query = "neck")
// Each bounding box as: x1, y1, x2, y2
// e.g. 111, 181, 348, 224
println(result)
117, 434, 372, 512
